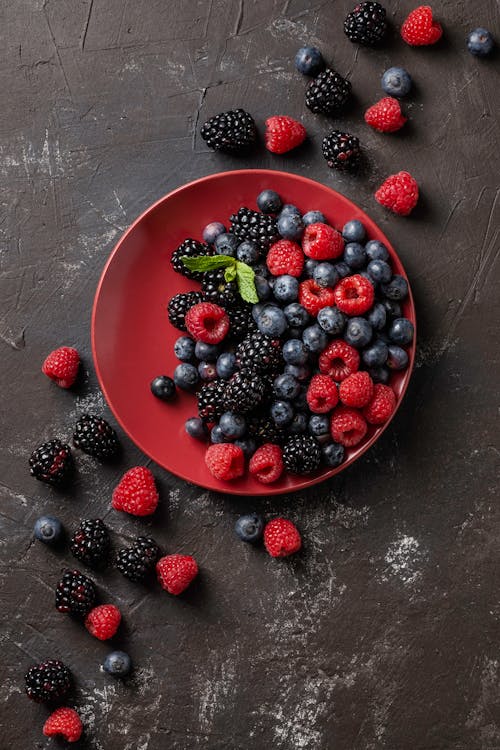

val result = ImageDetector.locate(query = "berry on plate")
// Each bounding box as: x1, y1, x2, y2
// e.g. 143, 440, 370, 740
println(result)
257, 189, 282, 214
150, 375, 176, 400
401, 6, 442, 46
295, 46, 325, 76
29, 439, 73, 487
381, 67, 412, 97
34, 515, 63, 545
322, 130, 361, 171
43, 707, 83, 743
330, 407, 368, 447
205, 443, 245, 480
334, 274, 375, 315
303, 223, 344, 260
467, 28, 495, 57
375, 171, 419, 216
319, 340, 360, 381
25, 660, 73, 703
73, 414, 120, 460
103, 650, 132, 678
266, 239, 304, 277
339, 371, 374, 408
265, 115, 307, 154
363, 383, 397, 424
282, 434, 321, 474
112, 467, 159, 516
364, 97, 407, 133
85, 604, 121, 640
264, 518, 302, 558
42, 346, 80, 388
344, 1, 387, 46
185, 302, 230, 344
200, 109, 257, 153
156, 554, 198, 595
306, 374, 339, 413
249, 444, 284, 484
299, 280, 336, 316
305, 69, 351, 115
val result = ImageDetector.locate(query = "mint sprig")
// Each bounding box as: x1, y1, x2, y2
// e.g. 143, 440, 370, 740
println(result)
181, 255, 259, 304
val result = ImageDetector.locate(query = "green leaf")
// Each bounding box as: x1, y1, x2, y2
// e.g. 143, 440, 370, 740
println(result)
235, 261, 259, 304
224, 265, 237, 283
180, 254, 235, 272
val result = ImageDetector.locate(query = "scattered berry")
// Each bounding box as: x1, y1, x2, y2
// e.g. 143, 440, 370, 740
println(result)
467, 28, 495, 57
295, 46, 325, 76
185, 302, 230, 344
375, 171, 419, 216
85, 604, 121, 640
334, 274, 374, 315
103, 650, 132, 678
42, 346, 80, 388
112, 467, 159, 516
303, 223, 344, 260
365, 97, 407, 133
363, 383, 396, 424
299, 279, 336, 316
264, 518, 302, 557
34, 515, 63, 545
205, 443, 245, 480
70, 519, 110, 568
306, 374, 339, 413
55, 569, 96, 617
381, 67, 412, 97
330, 407, 368, 447
116, 536, 161, 582
29, 439, 73, 487
25, 660, 72, 703
265, 115, 307, 154
73, 414, 119, 460
319, 340, 360, 381
266, 239, 304, 277
200, 109, 256, 153
156, 554, 198, 595
401, 5, 442, 46
344, 1, 387, 46
234, 513, 264, 542
151, 375, 176, 400
322, 130, 361, 171
249, 444, 284, 483
339, 371, 374, 408
43, 707, 83, 743
305, 69, 352, 115
282, 434, 321, 474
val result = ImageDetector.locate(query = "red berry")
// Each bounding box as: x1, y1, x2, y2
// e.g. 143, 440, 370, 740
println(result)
330, 407, 368, 447
43, 707, 83, 743
339, 371, 374, 408
306, 374, 339, 413
299, 279, 336, 316
363, 383, 397, 424
185, 302, 229, 344
265, 115, 307, 154
205, 443, 245, 481
302, 223, 344, 260
319, 340, 360, 381
42, 346, 80, 389
156, 554, 198, 595
334, 274, 375, 315
364, 97, 407, 133
375, 171, 419, 216
112, 467, 159, 516
85, 604, 121, 641
249, 443, 284, 484
401, 5, 442, 46
266, 239, 304, 277
264, 518, 302, 558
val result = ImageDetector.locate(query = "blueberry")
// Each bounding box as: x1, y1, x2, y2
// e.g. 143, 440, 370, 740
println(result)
214, 232, 239, 256
277, 212, 304, 241
174, 336, 195, 362
285, 363, 311, 382
284, 302, 310, 328
216, 352, 236, 379
467, 28, 495, 57
334, 261, 351, 278
294, 385, 309, 410
273, 275, 299, 303
387, 344, 409, 370
280, 204, 301, 218
289, 411, 308, 433
368, 366, 390, 384
202, 221, 226, 245
308, 414, 330, 437
210, 424, 228, 443
256, 304, 288, 337
389, 318, 414, 346
255, 276, 271, 302
344, 242, 366, 269
198, 361, 218, 381
305, 258, 320, 278
103, 651, 132, 678
317, 306, 345, 336
185, 417, 208, 440
257, 189, 282, 214
302, 324, 328, 354
283, 339, 308, 365
234, 437, 257, 459
367, 259, 392, 284
235, 513, 264, 543
365, 240, 389, 262
34, 515, 63, 544
344, 317, 372, 348
151, 375, 176, 399
173, 364, 199, 391
381, 298, 402, 319
313, 262, 339, 288
287, 327, 303, 340
274, 373, 301, 400
362, 339, 388, 367
322, 442, 345, 468
342, 219, 365, 243
381, 66, 412, 97
271, 400, 294, 427
303, 210, 327, 226
295, 46, 325, 76
252, 263, 270, 279
381, 275, 408, 301
219, 412, 247, 440
194, 341, 219, 362
252, 303, 266, 323
237, 240, 259, 264
367, 302, 387, 331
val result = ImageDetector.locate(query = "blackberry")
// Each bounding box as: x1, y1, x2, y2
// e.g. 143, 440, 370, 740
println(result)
70, 519, 110, 568
73, 414, 119, 460
116, 536, 160, 582
247, 411, 286, 445
305, 69, 352, 116
200, 109, 257, 154
230, 207, 279, 252
322, 130, 361, 171
344, 2, 387, 46
282, 435, 322, 475
55, 569, 96, 617
171, 238, 212, 281
223, 370, 267, 414
235, 332, 282, 375
202, 269, 239, 308
29, 439, 73, 487
227, 304, 257, 342
25, 660, 73, 703
168, 291, 203, 331
197, 379, 227, 421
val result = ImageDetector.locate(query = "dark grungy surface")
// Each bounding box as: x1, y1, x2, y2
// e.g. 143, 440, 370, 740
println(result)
1, 1, 500, 748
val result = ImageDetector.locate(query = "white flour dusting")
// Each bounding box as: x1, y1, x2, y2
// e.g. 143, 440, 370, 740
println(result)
382, 534, 427, 585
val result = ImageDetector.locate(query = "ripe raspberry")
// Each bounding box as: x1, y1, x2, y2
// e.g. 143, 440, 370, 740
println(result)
249, 444, 283, 484
302, 223, 344, 260
266, 239, 304, 277
112, 467, 159, 516
205, 443, 245, 481
363, 383, 396, 424
85, 604, 121, 640
334, 274, 375, 315
43, 707, 83, 743
185, 302, 230, 344
364, 97, 407, 133
330, 407, 368, 447
264, 518, 302, 558
265, 115, 307, 154
306, 374, 339, 413
299, 280, 336, 316
42, 346, 80, 388
339, 371, 374, 408
319, 340, 360, 381
401, 6, 442, 46
375, 171, 419, 216
156, 554, 198, 595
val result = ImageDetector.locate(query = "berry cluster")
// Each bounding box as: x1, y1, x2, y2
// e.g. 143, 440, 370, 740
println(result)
235, 513, 302, 558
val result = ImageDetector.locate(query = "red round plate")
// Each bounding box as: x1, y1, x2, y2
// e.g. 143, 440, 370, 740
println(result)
92, 169, 416, 495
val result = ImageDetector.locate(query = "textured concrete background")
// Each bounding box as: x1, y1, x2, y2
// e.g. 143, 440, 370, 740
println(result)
1, 1, 500, 748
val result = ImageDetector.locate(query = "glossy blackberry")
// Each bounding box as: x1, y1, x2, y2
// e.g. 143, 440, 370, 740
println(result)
197, 379, 227, 422
235, 332, 282, 375
29, 439, 73, 487
55, 569, 96, 617
200, 109, 257, 154
25, 660, 73, 703
322, 130, 361, 171
167, 291, 203, 331
70, 519, 110, 568
230, 207, 279, 252
227, 304, 257, 342
223, 370, 267, 414
202, 268, 239, 308
171, 238, 212, 281
116, 536, 160, 582
344, 2, 387, 46
73, 414, 119, 460
305, 69, 352, 116
247, 411, 286, 445
282, 435, 322, 475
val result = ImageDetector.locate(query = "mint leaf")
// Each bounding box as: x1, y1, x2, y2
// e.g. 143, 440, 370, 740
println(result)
181, 254, 235, 272
235, 261, 259, 304
224, 265, 237, 283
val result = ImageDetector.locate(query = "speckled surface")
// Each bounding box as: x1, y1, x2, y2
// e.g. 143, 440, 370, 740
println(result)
1, 1, 500, 748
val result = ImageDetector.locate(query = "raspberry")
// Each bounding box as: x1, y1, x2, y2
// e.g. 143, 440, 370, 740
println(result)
375, 171, 419, 216
334, 274, 375, 315
363, 383, 396, 424
306, 374, 339, 413
339, 371, 374, 408
319, 340, 360, 381
43, 707, 83, 743
42, 346, 80, 388
364, 97, 407, 133
205, 443, 245, 481
185, 302, 230, 344
85, 604, 121, 640
266, 239, 304, 277
330, 407, 368, 447
156, 554, 198, 595
299, 280, 336, 316
25, 660, 73, 703
248, 444, 284, 484
112, 467, 159, 516
401, 5, 442, 46
264, 518, 302, 558
302, 223, 344, 260
265, 115, 307, 154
